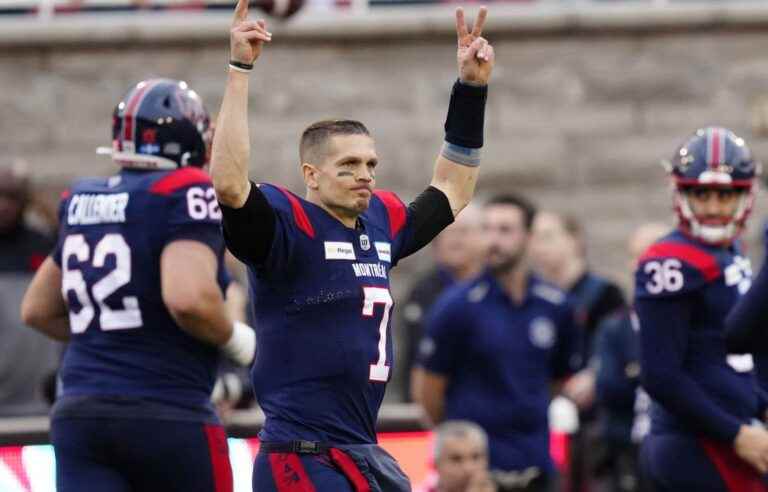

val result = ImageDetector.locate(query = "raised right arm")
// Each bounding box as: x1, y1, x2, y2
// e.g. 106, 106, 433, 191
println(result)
210, 0, 271, 208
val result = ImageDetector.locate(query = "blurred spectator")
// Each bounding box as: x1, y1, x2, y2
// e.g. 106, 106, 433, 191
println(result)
415, 194, 581, 492
530, 211, 626, 363
529, 211, 626, 492
397, 203, 483, 402
421, 420, 497, 492
591, 222, 666, 492
0, 161, 61, 417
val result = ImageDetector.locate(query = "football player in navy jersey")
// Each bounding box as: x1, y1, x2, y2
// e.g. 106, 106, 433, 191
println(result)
210, 0, 494, 489
634, 127, 768, 491
20, 78, 256, 492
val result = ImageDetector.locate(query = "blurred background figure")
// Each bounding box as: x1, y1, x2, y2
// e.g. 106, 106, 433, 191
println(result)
0, 161, 61, 417
530, 211, 626, 341
415, 194, 582, 492
590, 222, 667, 492
397, 203, 484, 402
420, 420, 497, 492
529, 210, 626, 492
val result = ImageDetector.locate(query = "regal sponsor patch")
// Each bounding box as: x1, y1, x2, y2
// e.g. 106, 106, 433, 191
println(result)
324, 241, 356, 260
375, 242, 391, 262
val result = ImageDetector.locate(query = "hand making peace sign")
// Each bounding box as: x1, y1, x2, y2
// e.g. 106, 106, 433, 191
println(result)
230, 0, 272, 66
456, 6, 494, 86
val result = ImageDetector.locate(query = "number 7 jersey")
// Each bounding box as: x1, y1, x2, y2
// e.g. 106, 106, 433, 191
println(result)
245, 184, 423, 444
52, 167, 229, 422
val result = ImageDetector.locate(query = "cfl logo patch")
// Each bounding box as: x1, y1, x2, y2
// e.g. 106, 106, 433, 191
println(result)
725, 256, 751, 295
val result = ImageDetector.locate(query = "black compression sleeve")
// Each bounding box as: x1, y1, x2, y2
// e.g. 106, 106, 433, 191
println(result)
399, 186, 455, 260
220, 182, 276, 266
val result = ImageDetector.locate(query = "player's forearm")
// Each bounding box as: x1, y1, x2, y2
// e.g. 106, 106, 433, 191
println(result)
431, 78, 487, 216
169, 294, 255, 367
430, 157, 479, 217
167, 286, 234, 346
211, 71, 252, 208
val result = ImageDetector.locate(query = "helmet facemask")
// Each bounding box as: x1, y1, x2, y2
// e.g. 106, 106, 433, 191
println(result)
673, 184, 755, 246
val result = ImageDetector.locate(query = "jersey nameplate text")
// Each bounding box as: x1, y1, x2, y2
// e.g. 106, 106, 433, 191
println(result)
67, 193, 130, 226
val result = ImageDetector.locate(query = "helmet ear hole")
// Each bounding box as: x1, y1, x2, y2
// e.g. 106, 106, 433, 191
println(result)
162, 96, 173, 109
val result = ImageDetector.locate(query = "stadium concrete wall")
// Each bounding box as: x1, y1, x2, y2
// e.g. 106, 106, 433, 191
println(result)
4, 4, 768, 291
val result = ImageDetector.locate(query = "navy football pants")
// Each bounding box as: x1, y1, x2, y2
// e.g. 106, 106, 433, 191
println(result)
252, 444, 410, 492
51, 417, 233, 492
640, 433, 767, 492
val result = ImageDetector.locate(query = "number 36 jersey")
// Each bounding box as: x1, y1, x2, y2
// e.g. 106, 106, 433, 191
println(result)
237, 185, 443, 445
52, 167, 229, 422
634, 229, 760, 439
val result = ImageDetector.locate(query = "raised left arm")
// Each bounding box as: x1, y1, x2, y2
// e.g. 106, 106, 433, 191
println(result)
430, 6, 494, 216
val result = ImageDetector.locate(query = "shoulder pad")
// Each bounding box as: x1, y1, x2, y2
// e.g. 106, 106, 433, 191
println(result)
149, 167, 211, 196
372, 190, 407, 239
257, 183, 315, 238
635, 241, 719, 298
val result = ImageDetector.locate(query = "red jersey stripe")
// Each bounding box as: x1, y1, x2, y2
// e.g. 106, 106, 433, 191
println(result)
639, 242, 720, 282
149, 167, 211, 195
373, 190, 406, 239
275, 186, 315, 238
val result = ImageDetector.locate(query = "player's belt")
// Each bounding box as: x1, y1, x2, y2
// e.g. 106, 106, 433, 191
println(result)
260, 440, 331, 454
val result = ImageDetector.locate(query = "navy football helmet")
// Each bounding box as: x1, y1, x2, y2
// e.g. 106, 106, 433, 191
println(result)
665, 126, 760, 245
107, 78, 211, 170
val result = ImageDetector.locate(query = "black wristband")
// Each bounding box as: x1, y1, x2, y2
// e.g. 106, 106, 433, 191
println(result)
444, 79, 488, 149
229, 60, 254, 71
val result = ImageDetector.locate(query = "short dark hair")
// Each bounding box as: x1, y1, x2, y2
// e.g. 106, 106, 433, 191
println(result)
299, 119, 370, 165
485, 193, 537, 230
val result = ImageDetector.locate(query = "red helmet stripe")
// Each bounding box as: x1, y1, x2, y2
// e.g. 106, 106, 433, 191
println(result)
122, 80, 162, 148
708, 127, 718, 168
706, 127, 727, 169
